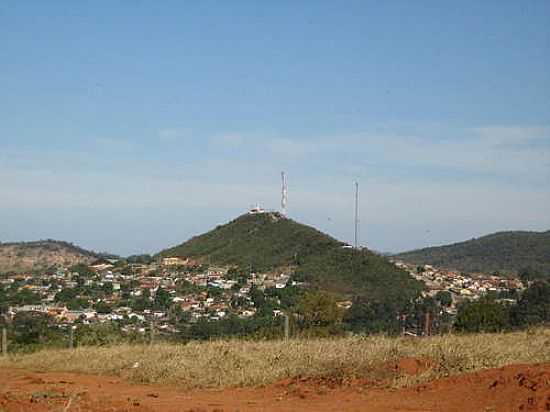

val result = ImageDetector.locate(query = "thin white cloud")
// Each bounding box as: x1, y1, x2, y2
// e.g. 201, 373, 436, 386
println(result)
158, 128, 194, 142
473, 125, 550, 145
2, 124, 548, 253
255, 125, 550, 180
213, 133, 246, 146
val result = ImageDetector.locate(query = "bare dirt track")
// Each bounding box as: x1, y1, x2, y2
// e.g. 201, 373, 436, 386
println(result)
1, 362, 550, 412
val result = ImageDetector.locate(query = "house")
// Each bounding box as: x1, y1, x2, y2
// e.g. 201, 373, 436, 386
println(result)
90, 259, 114, 272
162, 257, 190, 267
239, 309, 256, 318
336, 300, 353, 310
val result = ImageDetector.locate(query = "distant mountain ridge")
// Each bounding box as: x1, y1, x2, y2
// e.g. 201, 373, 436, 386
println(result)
0, 240, 100, 273
159, 212, 423, 303
395, 230, 550, 276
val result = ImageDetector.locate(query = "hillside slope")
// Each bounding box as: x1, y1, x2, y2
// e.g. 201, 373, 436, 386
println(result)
160, 212, 423, 302
0, 240, 98, 273
395, 230, 550, 275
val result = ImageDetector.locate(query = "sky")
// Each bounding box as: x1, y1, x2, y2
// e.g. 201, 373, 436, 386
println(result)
1, 1, 549, 256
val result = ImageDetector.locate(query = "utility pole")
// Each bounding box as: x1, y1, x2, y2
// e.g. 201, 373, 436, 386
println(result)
350, 182, 360, 278
354, 182, 359, 249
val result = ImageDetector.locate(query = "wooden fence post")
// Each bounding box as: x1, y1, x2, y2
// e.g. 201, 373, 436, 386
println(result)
69, 326, 75, 349
424, 312, 432, 336
284, 314, 290, 340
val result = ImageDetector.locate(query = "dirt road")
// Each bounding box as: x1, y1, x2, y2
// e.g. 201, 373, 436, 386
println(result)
1, 362, 550, 411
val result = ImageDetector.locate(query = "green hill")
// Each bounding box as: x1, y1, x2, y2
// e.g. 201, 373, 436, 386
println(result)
159, 212, 423, 303
395, 230, 550, 276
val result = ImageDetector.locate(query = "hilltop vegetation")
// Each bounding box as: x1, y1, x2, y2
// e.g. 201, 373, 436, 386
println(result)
0, 240, 99, 273
159, 212, 423, 303
395, 230, 550, 276
160, 212, 339, 271
295, 247, 420, 304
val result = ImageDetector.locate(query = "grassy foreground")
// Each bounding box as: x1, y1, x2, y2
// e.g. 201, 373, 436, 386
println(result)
2, 328, 550, 389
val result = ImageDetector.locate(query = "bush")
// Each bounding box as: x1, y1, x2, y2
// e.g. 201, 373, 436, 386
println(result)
75, 323, 125, 346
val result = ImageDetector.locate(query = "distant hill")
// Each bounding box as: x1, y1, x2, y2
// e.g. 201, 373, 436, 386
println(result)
395, 230, 550, 276
159, 212, 423, 303
0, 240, 99, 273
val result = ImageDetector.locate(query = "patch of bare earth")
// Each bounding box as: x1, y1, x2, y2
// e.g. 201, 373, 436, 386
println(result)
1, 361, 550, 411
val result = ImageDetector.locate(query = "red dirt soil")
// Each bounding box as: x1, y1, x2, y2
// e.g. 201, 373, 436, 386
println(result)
1, 362, 550, 411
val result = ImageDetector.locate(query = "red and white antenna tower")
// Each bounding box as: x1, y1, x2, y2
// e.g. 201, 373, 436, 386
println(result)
281, 171, 288, 216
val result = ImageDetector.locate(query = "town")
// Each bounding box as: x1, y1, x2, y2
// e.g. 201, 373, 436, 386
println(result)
393, 260, 524, 316
1, 253, 526, 340
0, 255, 298, 340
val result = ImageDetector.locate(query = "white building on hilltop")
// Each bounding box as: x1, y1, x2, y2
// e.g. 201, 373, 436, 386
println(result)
248, 203, 265, 214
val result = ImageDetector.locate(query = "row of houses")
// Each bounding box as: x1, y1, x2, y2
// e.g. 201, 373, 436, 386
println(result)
393, 260, 524, 309
2, 255, 295, 333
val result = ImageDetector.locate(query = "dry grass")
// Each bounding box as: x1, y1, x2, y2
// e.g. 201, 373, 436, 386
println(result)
2, 328, 550, 389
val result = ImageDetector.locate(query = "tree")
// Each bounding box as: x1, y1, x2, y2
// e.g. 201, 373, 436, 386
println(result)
297, 291, 342, 329
55, 287, 80, 303
206, 286, 223, 299
519, 267, 546, 285
400, 296, 443, 335
12, 311, 54, 345
67, 298, 89, 310
153, 288, 172, 311
435, 291, 453, 307
454, 299, 510, 333
168, 305, 190, 325
94, 300, 112, 314
186, 317, 220, 340
343, 297, 401, 334
510, 281, 550, 327
10, 288, 41, 305
176, 279, 204, 295
265, 285, 303, 309
230, 295, 249, 309
130, 289, 152, 312
249, 285, 266, 308
249, 285, 276, 317
101, 282, 113, 295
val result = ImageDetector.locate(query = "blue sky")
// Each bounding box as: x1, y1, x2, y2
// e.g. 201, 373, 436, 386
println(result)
1, 1, 549, 256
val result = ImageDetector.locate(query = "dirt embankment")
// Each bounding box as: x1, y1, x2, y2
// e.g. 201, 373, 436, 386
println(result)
1, 361, 550, 411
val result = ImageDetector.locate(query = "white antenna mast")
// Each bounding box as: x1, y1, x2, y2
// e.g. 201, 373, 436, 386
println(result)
281, 171, 288, 216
